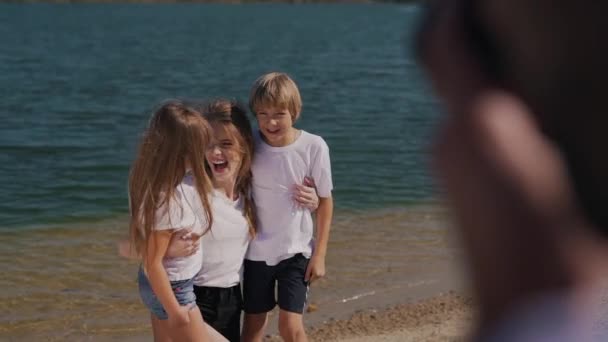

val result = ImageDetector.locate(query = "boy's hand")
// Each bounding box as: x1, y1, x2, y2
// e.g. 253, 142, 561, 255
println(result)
305, 254, 326, 283
294, 176, 319, 211
168, 306, 190, 328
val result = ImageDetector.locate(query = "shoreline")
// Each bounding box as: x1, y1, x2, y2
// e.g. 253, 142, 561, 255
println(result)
255, 249, 467, 340
304, 291, 474, 341
1, 203, 463, 341
256, 289, 474, 341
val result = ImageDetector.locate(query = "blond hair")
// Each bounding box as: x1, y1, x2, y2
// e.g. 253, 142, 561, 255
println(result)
248, 72, 302, 121
128, 100, 214, 260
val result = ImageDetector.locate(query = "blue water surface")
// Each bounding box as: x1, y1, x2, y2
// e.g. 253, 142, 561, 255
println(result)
0, 3, 440, 229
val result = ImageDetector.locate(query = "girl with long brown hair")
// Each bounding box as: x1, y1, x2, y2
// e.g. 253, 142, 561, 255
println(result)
129, 100, 220, 341
164, 99, 256, 342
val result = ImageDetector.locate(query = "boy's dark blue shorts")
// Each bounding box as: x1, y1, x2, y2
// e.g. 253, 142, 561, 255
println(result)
243, 253, 310, 314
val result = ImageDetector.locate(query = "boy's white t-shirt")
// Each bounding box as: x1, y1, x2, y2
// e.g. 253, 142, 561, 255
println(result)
193, 189, 250, 288
154, 174, 207, 281
246, 130, 333, 266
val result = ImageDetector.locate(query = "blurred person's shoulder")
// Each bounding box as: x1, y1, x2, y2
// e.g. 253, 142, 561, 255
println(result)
479, 291, 607, 342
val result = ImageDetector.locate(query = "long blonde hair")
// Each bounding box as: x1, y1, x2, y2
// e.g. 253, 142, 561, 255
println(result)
200, 99, 257, 237
129, 100, 214, 259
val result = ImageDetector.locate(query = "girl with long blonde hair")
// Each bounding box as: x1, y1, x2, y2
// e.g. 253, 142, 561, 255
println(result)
129, 100, 220, 341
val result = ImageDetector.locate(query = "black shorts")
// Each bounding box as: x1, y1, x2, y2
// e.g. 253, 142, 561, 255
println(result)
243, 253, 310, 314
193, 284, 242, 342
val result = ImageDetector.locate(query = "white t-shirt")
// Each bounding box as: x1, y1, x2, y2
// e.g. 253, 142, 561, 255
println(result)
193, 190, 250, 288
246, 130, 333, 266
154, 174, 208, 281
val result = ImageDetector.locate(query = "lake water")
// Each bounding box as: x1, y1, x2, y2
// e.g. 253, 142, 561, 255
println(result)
0, 3, 461, 341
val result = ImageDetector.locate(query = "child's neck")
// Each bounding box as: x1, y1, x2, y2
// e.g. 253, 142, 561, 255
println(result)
213, 180, 238, 201
262, 127, 300, 147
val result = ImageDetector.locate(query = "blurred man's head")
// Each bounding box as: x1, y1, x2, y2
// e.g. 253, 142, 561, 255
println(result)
452, 0, 608, 233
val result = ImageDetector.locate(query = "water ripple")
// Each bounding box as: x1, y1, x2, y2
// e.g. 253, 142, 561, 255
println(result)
1, 4, 438, 229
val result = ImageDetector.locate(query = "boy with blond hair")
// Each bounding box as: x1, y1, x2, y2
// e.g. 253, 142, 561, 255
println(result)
242, 72, 334, 342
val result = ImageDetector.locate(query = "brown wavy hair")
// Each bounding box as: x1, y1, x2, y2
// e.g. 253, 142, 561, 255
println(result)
129, 100, 214, 259
199, 99, 257, 237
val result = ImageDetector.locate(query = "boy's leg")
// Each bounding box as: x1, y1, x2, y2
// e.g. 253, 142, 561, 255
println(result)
276, 254, 309, 342
242, 313, 269, 342
242, 259, 278, 342
278, 311, 307, 342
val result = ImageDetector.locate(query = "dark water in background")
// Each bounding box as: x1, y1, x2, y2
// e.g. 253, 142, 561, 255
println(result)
0, 3, 439, 229
0, 4, 461, 341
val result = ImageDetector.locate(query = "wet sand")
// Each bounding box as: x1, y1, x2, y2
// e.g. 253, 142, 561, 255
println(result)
1, 204, 468, 341
260, 292, 474, 342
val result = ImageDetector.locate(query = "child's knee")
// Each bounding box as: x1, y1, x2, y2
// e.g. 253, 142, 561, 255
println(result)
278, 313, 305, 340
278, 324, 305, 341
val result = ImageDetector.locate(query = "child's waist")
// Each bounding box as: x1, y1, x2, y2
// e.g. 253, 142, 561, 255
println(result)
160, 253, 202, 281
247, 238, 313, 265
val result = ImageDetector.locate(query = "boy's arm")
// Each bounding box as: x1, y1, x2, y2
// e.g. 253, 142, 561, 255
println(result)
305, 195, 333, 282
144, 230, 189, 327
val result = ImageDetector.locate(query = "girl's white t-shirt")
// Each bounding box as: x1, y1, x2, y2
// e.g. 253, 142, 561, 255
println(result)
154, 174, 207, 281
193, 189, 250, 288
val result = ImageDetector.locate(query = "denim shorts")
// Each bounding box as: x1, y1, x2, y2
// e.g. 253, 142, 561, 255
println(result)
138, 266, 197, 320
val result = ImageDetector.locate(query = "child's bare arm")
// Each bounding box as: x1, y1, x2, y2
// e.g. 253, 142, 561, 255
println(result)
117, 239, 138, 260
144, 230, 189, 327
294, 176, 319, 211
305, 196, 333, 282
165, 230, 201, 258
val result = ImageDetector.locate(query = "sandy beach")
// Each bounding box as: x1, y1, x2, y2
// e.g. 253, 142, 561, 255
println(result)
0, 204, 467, 341
260, 292, 474, 342
311, 292, 474, 342
313, 293, 473, 342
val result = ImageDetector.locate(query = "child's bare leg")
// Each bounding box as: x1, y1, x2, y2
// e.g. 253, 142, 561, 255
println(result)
194, 308, 229, 342
204, 320, 229, 342
242, 312, 268, 342
151, 314, 172, 342
278, 310, 307, 342
170, 307, 224, 342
